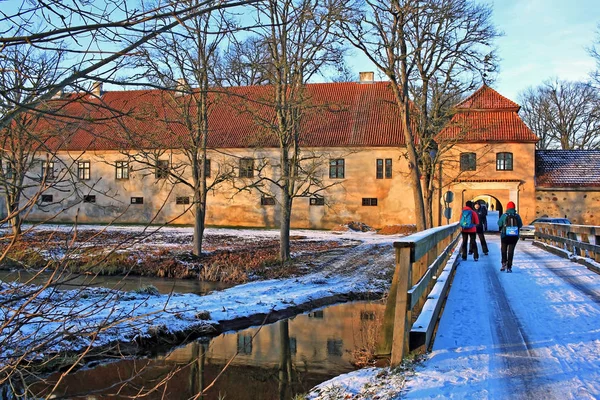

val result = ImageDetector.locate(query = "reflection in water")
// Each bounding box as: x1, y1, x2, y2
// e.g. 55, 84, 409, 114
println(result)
30, 301, 384, 399
0, 270, 230, 295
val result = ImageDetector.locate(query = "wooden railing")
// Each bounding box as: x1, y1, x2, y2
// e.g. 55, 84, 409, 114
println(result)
376, 223, 461, 366
535, 222, 600, 264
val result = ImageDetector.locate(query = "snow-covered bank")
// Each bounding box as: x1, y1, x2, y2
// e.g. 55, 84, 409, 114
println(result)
1, 227, 396, 363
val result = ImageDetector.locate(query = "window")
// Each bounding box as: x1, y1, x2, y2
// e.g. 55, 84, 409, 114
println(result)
376, 159, 392, 179
115, 161, 129, 180
329, 159, 345, 179
131, 197, 143, 204
41, 161, 55, 180
308, 310, 324, 319
460, 153, 476, 171
78, 161, 90, 180
360, 311, 376, 321
237, 334, 253, 355
496, 152, 513, 171
155, 160, 169, 179
261, 196, 276, 205
362, 198, 378, 206
2, 159, 14, 179
176, 196, 190, 205
310, 197, 325, 206
239, 158, 254, 178
327, 339, 343, 356
83, 195, 96, 203
41, 194, 53, 203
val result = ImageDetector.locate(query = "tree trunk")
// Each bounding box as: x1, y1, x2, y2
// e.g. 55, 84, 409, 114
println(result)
279, 190, 292, 262
193, 190, 206, 257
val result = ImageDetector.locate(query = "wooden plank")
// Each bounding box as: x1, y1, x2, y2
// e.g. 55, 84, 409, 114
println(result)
537, 233, 600, 253
390, 247, 412, 367
410, 246, 460, 351
375, 249, 401, 358
394, 223, 459, 262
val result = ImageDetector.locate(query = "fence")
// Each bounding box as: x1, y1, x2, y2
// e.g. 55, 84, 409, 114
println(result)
376, 223, 461, 366
535, 222, 600, 264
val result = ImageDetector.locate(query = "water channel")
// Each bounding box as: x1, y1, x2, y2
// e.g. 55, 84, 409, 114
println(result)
1, 271, 385, 399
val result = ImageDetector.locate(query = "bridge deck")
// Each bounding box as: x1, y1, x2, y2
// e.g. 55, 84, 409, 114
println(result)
402, 234, 600, 399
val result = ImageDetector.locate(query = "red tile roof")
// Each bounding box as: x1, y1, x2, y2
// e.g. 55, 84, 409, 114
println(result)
455, 85, 520, 111
437, 85, 538, 143
40, 82, 409, 151
536, 150, 600, 188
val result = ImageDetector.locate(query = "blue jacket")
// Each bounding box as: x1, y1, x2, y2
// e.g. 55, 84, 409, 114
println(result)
497, 209, 523, 239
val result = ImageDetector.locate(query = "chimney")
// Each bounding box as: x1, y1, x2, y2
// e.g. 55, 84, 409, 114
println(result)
91, 82, 103, 97
359, 71, 374, 83
176, 78, 187, 96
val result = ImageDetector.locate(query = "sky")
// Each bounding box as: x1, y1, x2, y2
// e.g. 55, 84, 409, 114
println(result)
491, 0, 600, 101
347, 0, 600, 103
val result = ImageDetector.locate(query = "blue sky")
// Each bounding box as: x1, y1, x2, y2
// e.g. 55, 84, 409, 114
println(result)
488, 0, 598, 100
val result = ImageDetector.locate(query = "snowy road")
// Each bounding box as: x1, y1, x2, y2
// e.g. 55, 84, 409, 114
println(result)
402, 235, 600, 399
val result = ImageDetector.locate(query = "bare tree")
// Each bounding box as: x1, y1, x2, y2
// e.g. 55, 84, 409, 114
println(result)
216, 36, 272, 87
339, 0, 499, 229
590, 23, 600, 87
519, 79, 600, 150
232, 0, 346, 261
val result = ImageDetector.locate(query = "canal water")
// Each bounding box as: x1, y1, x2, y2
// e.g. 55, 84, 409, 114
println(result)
0, 269, 231, 295
30, 301, 385, 400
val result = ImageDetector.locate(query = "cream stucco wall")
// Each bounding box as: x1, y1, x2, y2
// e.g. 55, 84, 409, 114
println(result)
440, 142, 537, 224
23, 147, 420, 229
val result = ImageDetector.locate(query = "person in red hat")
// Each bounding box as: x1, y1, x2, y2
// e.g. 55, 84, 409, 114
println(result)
497, 201, 523, 272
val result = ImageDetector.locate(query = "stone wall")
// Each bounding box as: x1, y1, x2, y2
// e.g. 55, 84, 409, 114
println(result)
535, 189, 600, 226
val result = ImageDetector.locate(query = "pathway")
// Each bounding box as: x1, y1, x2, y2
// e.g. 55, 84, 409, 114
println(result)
402, 235, 600, 399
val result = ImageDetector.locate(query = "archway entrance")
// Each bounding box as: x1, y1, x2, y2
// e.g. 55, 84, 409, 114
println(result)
471, 194, 503, 231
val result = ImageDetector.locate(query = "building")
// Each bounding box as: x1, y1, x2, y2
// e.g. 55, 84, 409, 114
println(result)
5, 80, 600, 229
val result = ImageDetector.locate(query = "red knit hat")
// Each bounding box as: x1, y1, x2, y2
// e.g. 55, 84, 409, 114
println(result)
507, 201, 516, 209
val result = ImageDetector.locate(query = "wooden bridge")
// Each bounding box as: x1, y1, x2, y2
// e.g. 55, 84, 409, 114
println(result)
379, 218, 600, 398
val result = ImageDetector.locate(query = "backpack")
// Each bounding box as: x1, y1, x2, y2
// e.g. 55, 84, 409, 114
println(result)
504, 214, 519, 236
459, 209, 475, 229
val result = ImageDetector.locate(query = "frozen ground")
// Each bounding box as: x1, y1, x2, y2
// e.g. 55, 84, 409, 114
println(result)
0, 226, 397, 362
309, 235, 600, 399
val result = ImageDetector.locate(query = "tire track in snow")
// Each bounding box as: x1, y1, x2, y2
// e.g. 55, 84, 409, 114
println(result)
484, 257, 558, 400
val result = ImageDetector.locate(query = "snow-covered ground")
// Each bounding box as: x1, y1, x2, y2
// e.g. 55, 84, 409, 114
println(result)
1, 227, 397, 362
309, 235, 600, 399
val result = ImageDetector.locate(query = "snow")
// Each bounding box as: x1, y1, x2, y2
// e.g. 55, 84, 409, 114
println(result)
308, 235, 600, 399
0, 226, 397, 363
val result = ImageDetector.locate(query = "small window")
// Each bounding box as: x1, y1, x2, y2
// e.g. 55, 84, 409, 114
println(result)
41, 161, 55, 180
360, 311, 376, 321
496, 152, 513, 171
327, 339, 343, 356
362, 198, 378, 206
155, 160, 169, 179
261, 196, 276, 206
376, 159, 393, 179
78, 161, 91, 180
237, 334, 253, 355
329, 159, 345, 179
41, 194, 53, 203
310, 197, 325, 206
131, 197, 143, 204
239, 158, 254, 178
115, 161, 129, 180
83, 195, 96, 203
308, 310, 324, 319
460, 153, 476, 172
1, 159, 14, 179
176, 196, 190, 205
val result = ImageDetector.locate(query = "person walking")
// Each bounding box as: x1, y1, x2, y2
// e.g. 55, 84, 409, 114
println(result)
480, 203, 488, 231
497, 201, 523, 272
459, 200, 479, 261
473, 202, 489, 255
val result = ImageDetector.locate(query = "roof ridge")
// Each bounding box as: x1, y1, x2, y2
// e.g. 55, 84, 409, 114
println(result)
455, 85, 520, 111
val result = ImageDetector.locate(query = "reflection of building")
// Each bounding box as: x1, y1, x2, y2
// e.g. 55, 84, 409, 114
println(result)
11, 81, 600, 228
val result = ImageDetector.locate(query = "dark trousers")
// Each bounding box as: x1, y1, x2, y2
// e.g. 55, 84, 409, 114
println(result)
476, 231, 489, 254
461, 231, 478, 259
501, 237, 519, 268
